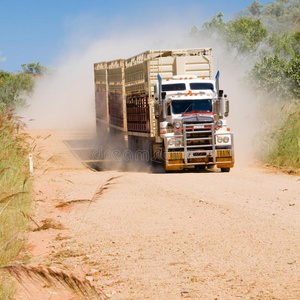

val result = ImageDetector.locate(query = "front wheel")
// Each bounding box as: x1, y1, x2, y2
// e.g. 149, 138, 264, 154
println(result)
221, 168, 230, 173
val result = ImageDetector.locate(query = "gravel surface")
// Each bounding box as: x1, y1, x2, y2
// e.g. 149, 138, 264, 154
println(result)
14, 130, 300, 300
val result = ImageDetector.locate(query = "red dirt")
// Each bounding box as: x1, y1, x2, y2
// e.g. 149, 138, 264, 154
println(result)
13, 130, 300, 300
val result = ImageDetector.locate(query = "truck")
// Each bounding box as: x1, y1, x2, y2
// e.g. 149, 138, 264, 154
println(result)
94, 48, 234, 172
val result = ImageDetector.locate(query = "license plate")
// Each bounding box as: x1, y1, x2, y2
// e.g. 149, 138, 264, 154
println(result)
216, 150, 231, 157
194, 125, 204, 129
169, 152, 184, 160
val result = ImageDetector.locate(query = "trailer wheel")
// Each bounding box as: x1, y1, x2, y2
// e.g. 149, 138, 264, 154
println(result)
221, 168, 230, 173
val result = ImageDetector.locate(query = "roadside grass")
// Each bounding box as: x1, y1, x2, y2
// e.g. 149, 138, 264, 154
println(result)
259, 101, 300, 170
0, 110, 32, 299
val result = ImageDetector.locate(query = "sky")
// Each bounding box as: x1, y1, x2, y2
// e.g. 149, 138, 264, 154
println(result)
0, 0, 272, 73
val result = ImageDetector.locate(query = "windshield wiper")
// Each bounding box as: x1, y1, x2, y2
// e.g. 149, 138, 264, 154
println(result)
183, 103, 193, 114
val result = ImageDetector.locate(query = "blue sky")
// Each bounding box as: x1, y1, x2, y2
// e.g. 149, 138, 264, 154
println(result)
0, 0, 271, 72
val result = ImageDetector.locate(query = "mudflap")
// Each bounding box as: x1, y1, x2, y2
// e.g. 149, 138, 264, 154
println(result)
216, 163, 234, 169
165, 160, 184, 171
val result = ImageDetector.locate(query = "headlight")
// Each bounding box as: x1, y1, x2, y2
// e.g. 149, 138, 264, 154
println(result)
216, 135, 230, 144
168, 138, 175, 146
168, 137, 182, 147
223, 136, 230, 143
174, 121, 181, 129
175, 139, 181, 147
216, 120, 223, 127
217, 136, 223, 143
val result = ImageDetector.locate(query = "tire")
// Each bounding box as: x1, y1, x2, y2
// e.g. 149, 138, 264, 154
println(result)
221, 168, 230, 173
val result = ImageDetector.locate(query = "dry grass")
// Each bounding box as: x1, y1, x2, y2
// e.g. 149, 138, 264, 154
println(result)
33, 218, 65, 232
0, 110, 32, 299
2, 265, 107, 299
55, 176, 120, 208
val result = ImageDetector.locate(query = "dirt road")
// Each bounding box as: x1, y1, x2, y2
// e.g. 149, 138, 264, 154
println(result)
15, 131, 300, 300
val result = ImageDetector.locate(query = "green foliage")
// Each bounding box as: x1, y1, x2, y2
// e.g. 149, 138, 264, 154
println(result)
0, 71, 33, 109
268, 30, 300, 59
249, 56, 292, 98
199, 14, 268, 56
246, 1, 264, 16
202, 12, 226, 33
21, 62, 49, 75
241, 0, 300, 34
286, 55, 300, 96
265, 103, 300, 168
226, 18, 267, 54
264, 0, 300, 33
249, 54, 300, 100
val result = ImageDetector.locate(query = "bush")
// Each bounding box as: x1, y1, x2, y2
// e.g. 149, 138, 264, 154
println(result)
0, 71, 33, 109
0, 110, 32, 299
263, 102, 300, 169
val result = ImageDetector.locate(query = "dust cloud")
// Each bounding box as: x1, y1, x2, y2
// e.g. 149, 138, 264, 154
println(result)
20, 22, 189, 131
215, 57, 262, 165
20, 15, 262, 167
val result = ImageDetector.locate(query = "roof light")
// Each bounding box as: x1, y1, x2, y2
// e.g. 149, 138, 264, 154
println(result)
227, 128, 231, 131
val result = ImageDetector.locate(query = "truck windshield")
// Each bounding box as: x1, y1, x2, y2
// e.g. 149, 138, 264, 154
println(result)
162, 83, 186, 91
190, 83, 214, 91
172, 99, 212, 114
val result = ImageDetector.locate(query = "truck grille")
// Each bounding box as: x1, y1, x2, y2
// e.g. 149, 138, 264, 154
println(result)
183, 123, 215, 164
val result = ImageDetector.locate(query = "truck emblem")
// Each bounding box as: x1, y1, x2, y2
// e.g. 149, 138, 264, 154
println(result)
197, 113, 200, 121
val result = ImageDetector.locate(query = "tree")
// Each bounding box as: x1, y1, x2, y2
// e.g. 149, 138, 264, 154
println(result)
21, 62, 49, 75
260, 0, 300, 33
286, 55, 300, 96
240, 1, 264, 17
202, 12, 226, 33
0, 71, 33, 109
225, 18, 268, 55
248, 55, 299, 99
268, 31, 296, 59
